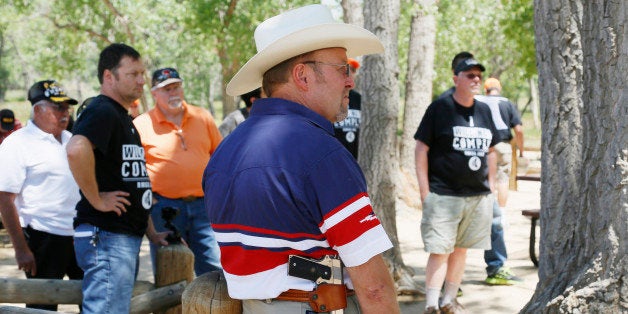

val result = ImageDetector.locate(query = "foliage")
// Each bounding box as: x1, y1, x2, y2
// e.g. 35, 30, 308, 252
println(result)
432, 0, 536, 102
0, 0, 536, 111
183, 0, 316, 114
1, 0, 217, 109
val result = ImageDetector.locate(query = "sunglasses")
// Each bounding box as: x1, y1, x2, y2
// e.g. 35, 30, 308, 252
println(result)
303, 61, 351, 77
463, 73, 483, 80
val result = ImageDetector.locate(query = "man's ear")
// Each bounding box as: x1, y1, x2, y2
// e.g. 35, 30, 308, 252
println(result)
103, 69, 114, 84
292, 63, 309, 91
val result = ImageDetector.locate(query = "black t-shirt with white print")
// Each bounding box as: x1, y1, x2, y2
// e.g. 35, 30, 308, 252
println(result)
414, 95, 499, 196
72, 95, 152, 236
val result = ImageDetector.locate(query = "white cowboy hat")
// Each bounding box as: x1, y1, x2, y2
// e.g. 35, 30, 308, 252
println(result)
226, 4, 384, 96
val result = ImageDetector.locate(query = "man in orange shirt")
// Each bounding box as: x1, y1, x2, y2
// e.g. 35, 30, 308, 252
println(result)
133, 67, 223, 275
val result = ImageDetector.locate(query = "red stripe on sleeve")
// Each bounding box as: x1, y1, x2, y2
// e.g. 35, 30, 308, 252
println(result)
325, 205, 381, 247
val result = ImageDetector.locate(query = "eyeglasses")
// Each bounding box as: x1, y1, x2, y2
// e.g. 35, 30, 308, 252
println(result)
463, 73, 483, 80
175, 129, 188, 151
303, 61, 351, 77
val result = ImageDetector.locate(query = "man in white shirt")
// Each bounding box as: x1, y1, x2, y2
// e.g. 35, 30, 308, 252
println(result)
0, 80, 83, 311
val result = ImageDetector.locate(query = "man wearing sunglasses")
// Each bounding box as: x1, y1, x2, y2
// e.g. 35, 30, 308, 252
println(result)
414, 58, 499, 313
0, 80, 83, 311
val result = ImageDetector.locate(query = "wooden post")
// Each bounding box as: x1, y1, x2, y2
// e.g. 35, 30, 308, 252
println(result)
0, 278, 155, 305
509, 140, 518, 191
130, 280, 187, 314
0, 278, 81, 305
182, 271, 242, 314
0, 306, 56, 313
155, 243, 195, 314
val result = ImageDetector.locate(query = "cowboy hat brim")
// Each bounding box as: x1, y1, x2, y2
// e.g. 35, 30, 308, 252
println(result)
226, 23, 384, 96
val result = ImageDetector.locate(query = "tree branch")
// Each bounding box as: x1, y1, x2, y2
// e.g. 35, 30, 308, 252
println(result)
102, 0, 135, 43
45, 14, 111, 43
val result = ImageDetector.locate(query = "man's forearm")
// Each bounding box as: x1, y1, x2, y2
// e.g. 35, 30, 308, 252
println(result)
0, 192, 28, 251
346, 254, 400, 314
66, 135, 101, 208
415, 141, 430, 202
487, 148, 497, 191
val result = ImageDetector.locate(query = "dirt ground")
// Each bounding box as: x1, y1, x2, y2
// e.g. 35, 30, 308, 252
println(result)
0, 180, 541, 314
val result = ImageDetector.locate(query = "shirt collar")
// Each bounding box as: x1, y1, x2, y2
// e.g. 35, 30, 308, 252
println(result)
25, 120, 70, 144
151, 100, 189, 126
249, 98, 334, 136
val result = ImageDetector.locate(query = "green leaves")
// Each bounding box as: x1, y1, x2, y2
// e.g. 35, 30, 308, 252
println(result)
0, 0, 536, 111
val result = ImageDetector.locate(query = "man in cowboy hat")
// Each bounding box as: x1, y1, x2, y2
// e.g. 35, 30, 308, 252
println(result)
203, 4, 399, 313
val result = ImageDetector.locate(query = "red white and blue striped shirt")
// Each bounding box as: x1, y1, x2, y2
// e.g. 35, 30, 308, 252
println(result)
202, 98, 392, 299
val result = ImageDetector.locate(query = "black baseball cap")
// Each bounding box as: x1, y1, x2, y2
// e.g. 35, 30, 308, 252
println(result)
27, 80, 78, 106
151, 68, 183, 90
0, 109, 16, 131
454, 58, 486, 75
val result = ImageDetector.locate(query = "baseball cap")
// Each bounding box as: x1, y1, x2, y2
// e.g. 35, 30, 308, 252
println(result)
152, 68, 183, 90
0, 109, 16, 131
454, 58, 486, 75
27, 80, 78, 106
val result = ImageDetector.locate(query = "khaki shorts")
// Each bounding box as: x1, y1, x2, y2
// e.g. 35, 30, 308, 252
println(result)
420, 192, 493, 254
243, 294, 360, 314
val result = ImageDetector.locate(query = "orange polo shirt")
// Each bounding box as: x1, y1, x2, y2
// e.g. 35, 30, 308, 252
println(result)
133, 101, 222, 198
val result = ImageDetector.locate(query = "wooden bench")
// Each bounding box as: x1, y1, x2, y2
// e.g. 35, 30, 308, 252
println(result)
516, 175, 541, 182
521, 209, 540, 267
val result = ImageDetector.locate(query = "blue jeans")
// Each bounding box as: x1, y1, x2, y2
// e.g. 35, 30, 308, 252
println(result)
484, 201, 507, 276
150, 194, 221, 276
74, 224, 142, 314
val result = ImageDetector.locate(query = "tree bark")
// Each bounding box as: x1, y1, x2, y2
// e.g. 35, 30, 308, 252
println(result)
341, 0, 363, 27
360, 0, 420, 294
399, 0, 437, 209
523, 0, 627, 312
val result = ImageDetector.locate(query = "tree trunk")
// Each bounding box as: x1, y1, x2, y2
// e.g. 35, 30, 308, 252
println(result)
523, 1, 627, 312
360, 0, 420, 294
220, 51, 237, 120
399, 0, 437, 209
341, 0, 364, 27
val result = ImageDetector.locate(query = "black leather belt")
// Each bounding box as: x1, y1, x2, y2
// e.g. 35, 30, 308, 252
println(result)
180, 196, 200, 202
154, 193, 201, 202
